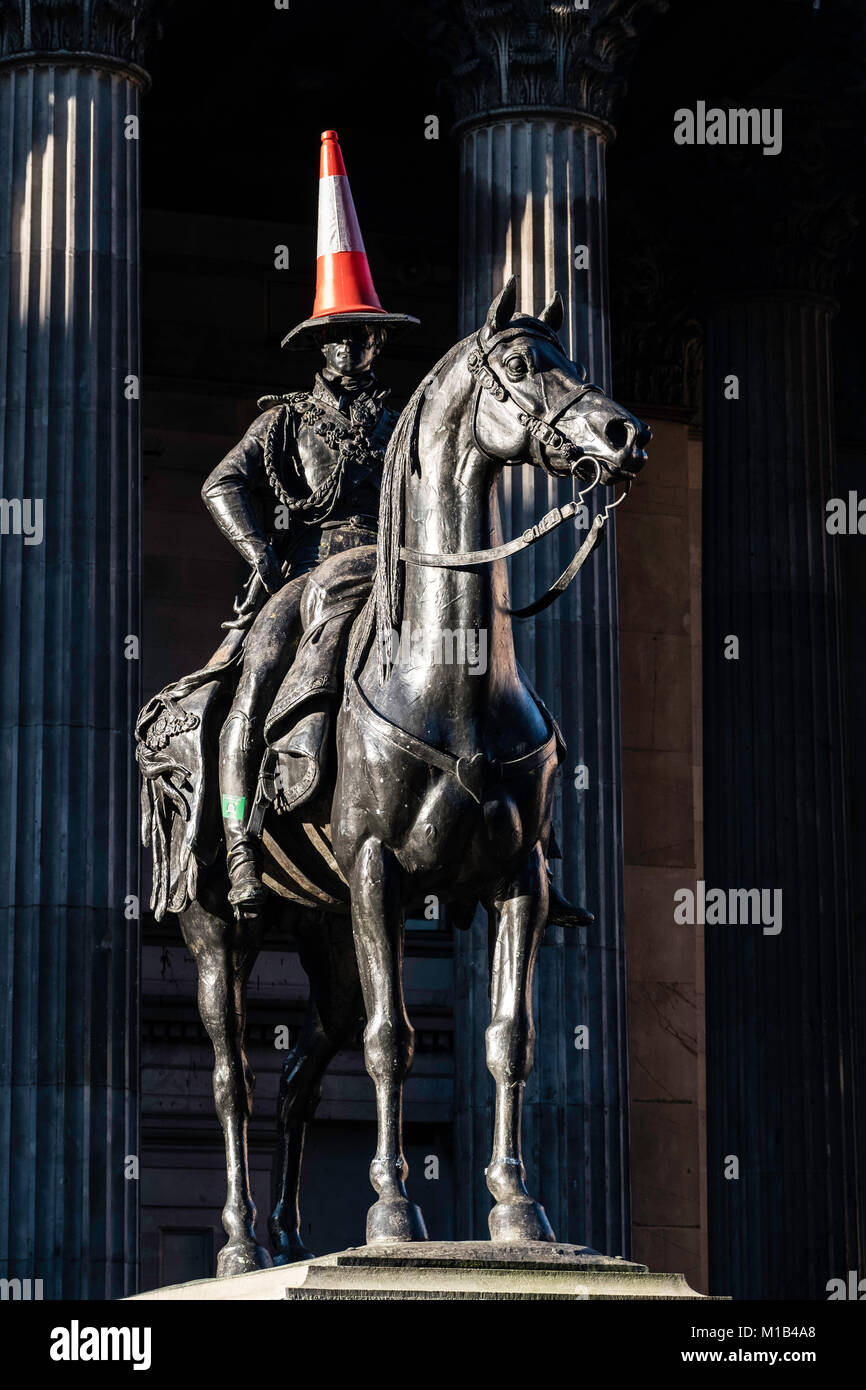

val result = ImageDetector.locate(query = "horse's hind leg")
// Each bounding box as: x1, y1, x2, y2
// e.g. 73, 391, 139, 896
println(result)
269, 915, 364, 1263
485, 842, 556, 1243
179, 900, 273, 1277
350, 838, 428, 1245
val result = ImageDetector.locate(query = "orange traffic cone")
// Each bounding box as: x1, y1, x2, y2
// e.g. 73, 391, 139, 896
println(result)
282, 131, 419, 349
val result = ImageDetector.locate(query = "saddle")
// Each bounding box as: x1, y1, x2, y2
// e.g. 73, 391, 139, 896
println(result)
252, 546, 376, 829
135, 549, 375, 919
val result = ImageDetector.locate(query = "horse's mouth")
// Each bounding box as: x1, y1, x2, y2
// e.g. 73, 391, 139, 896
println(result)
612, 444, 649, 480
595, 457, 642, 485
569, 455, 605, 484
554, 441, 647, 486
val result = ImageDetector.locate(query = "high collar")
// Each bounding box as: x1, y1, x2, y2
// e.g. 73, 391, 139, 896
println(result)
317, 369, 376, 398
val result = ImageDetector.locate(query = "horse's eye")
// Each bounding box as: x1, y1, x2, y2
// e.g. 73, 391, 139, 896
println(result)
504, 355, 528, 381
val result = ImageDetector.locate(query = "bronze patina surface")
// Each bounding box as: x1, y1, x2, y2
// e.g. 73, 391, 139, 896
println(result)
136, 277, 650, 1275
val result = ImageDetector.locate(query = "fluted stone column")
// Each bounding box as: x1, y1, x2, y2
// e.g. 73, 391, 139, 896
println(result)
0, 2, 161, 1299
438, 0, 667, 1252
701, 78, 862, 1296
702, 294, 859, 1300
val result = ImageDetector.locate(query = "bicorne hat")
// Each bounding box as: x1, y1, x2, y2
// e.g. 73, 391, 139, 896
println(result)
282, 131, 420, 350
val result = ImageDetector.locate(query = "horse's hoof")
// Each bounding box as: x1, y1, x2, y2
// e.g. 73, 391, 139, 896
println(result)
270, 1232, 315, 1266
489, 1198, 556, 1244
216, 1240, 274, 1278
365, 1197, 429, 1245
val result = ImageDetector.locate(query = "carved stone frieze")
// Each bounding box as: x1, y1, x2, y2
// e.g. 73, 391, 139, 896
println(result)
422, 0, 669, 128
0, 0, 165, 69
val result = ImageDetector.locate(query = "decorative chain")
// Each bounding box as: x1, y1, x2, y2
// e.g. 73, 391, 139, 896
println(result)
262, 395, 389, 524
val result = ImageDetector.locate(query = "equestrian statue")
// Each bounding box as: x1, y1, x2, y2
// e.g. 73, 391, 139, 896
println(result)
136, 130, 651, 1275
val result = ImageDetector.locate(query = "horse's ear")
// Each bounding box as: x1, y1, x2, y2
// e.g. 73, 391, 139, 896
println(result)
482, 275, 517, 341
538, 291, 564, 333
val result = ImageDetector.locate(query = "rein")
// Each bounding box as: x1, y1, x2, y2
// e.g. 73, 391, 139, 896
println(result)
398, 327, 632, 617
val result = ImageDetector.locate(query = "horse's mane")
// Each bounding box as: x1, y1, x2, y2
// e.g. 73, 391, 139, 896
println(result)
347, 333, 473, 686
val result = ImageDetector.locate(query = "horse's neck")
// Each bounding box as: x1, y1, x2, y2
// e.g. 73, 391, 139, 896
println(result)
408, 373, 516, 642
401, 447, 511, 654
361, 354, 547, 758
376, 373, 533, 746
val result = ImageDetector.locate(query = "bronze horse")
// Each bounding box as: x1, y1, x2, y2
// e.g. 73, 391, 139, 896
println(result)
332, 277, 649, 1246
149, 278, 649, 1275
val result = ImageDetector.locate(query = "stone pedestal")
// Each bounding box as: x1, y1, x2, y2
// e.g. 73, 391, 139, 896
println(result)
130, 1242, 718, 1302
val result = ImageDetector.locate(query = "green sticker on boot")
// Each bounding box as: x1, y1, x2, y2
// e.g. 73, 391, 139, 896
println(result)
221, 794, 246, 822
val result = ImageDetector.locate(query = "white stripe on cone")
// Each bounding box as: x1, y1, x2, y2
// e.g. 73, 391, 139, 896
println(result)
316, 174, 366, 257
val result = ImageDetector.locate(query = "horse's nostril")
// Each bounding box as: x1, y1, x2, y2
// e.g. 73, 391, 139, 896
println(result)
605, 418, 632, 450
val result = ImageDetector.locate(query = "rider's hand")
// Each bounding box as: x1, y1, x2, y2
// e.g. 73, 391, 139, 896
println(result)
252, 541, 284, 595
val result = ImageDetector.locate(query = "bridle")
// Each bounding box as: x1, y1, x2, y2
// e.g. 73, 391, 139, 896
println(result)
398, 323, 633, 618
467, 324, 600, 471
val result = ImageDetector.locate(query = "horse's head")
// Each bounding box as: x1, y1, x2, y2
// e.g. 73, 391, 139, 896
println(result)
471, 277, 650, 485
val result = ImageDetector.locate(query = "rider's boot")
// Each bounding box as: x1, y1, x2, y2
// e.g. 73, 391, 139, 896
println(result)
544, 823, 594, 926
546, 871, 595, 927
226, 839, 267, 914
220, 710, 268, 915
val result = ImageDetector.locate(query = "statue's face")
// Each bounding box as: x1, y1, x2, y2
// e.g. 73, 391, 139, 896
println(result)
321, 326, 381, 377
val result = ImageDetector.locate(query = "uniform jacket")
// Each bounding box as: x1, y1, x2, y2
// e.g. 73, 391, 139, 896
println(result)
201, 371, 398, 564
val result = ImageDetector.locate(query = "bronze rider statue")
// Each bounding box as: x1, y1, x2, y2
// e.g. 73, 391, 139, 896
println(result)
196, 130, 590, 926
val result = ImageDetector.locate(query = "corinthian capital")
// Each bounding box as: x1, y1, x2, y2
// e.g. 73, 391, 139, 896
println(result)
0, 0, 165, 74
425, 0, 668, 130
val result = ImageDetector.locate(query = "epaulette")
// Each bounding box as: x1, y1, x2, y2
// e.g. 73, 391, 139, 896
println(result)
256, 390, 310, 414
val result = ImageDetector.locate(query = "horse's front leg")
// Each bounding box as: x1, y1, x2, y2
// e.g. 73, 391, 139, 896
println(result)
350, 838, 428, 1245
180, 901, 273, 1277
485, 842, 556, 1243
